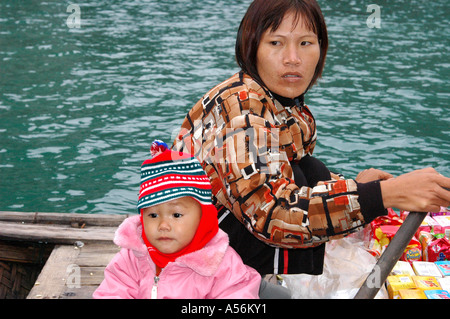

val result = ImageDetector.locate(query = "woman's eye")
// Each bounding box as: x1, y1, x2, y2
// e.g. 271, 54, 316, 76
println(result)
270, 41, 281, 46
301, 41, 311, 46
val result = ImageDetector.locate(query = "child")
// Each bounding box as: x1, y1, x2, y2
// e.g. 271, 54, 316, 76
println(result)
93, 141, 261, 299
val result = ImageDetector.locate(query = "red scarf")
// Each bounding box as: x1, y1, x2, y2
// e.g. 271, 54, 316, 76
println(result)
140, 204, 219, 269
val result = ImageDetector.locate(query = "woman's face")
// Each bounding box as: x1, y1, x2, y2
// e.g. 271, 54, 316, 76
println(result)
256, 12, 321, 99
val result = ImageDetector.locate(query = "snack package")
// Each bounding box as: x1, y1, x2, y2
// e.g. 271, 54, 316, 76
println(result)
402, 207, 449, 220
372, 225, 396, 255
401, 207, 450, 237
390, 261, 415, 276
414, 216, 440, 239
386, 275, 416, 299
412, 276, 441, 290
399, 288, 427, 299
435, 261, 450, 277
399, 210, 409, 221
372, 208, 403, 228
433, 216, 450, 239
438, 277, 450, 291
418, 231, 434, 261
425, 237, 450, 262
430, 206, 450, 218
412, 261, 443, 277
402, 237, 422, 263
370, 210, 421, 263
372, 226, 422, 263
424, 290, 450, 299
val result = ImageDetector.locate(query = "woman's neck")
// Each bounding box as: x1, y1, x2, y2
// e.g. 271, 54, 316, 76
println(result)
270, 91, 304, 108
241, 71, 305, 108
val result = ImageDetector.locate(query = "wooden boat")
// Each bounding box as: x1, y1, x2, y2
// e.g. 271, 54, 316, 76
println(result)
0, 211, 128, 299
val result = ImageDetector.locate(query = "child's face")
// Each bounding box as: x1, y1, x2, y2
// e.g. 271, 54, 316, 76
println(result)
142, 196, 202, 254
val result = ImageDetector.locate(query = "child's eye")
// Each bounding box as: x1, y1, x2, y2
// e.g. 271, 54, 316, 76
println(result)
173, 213, 183, 218
149, 213, 158, 218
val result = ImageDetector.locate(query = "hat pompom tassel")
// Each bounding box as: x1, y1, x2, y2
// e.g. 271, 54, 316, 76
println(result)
150, 140, 169, 158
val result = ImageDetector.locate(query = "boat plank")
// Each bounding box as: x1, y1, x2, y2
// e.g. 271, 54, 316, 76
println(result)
0, 241, 53, 264
61, 285, 97, 299
27, 245, 80, 299
79, 266, 109, 285
26, 242, 118, 299
76, 244, 120, 267
0, 211, 125, 299
0, 221, 117, 244
0, 211, 128, 227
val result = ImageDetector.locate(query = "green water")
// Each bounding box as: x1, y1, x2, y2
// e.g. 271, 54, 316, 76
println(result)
1, 0, 449, 215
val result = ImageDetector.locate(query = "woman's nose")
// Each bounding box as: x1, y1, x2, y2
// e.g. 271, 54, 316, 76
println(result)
283, 44, 302, 65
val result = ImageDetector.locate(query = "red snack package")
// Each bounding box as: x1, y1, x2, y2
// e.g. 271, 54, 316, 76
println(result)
401, 235, 422, 263
373, 225, 422, 263
426, 237, 450, 262
414, 216, 440, 239
370, 208, 403, 238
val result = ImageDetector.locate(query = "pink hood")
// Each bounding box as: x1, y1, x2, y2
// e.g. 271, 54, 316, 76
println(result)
93, 216, 260, 299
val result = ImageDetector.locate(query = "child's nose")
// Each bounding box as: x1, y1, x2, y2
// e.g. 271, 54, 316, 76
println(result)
158, 218, 171, 231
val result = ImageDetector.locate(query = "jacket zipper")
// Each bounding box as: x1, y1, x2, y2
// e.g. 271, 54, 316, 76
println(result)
151, 276, 159, 299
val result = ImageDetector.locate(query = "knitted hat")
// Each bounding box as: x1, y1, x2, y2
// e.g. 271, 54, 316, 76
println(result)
138, 140, 219, 269
137, 140, 213, 210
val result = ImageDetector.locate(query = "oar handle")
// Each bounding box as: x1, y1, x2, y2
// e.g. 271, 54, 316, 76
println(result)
354, 211, 427, 299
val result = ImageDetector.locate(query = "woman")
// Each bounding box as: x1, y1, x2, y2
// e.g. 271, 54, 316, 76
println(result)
172, 0, 450, 278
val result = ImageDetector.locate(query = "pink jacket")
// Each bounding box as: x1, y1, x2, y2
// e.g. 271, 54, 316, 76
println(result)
93, 216, 261, 299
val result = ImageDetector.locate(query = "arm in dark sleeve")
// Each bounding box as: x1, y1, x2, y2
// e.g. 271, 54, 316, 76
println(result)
357, 180, 387, 223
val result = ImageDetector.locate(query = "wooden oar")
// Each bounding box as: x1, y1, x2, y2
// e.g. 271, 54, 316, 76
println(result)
354, 211, 426, 299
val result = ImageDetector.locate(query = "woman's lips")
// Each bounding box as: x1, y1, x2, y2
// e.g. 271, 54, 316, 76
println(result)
282, 72, 302, 78
281, 72, 303, 82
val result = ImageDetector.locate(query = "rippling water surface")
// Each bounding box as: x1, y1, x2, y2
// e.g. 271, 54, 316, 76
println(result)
1, 0, 448, 214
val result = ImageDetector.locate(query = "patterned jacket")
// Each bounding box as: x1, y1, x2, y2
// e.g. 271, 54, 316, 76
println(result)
172, 71, 385, 249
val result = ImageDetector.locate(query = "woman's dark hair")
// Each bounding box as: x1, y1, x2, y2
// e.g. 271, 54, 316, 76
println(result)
235, 0, 328, 91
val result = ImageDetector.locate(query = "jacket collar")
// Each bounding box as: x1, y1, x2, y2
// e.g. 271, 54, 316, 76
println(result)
240, 71, 305, 108
270, 91, 305, 108
113, 215, 229, 276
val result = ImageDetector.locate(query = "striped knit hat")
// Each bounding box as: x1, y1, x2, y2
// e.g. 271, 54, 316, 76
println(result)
138, 140, 219, 269
137, 140, 213, 210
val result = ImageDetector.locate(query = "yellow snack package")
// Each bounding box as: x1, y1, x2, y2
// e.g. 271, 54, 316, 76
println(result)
399, 288, 427, 299
412, 276, 441, 290
386, 275, 416, 299
390, 261, 415, 276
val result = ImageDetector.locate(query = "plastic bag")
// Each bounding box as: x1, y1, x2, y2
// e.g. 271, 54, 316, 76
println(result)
282, 236, 388, 299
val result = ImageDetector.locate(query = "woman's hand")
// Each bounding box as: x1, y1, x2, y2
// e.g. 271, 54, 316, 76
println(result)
356, 168, 393, 183
380, 167, 450, 212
